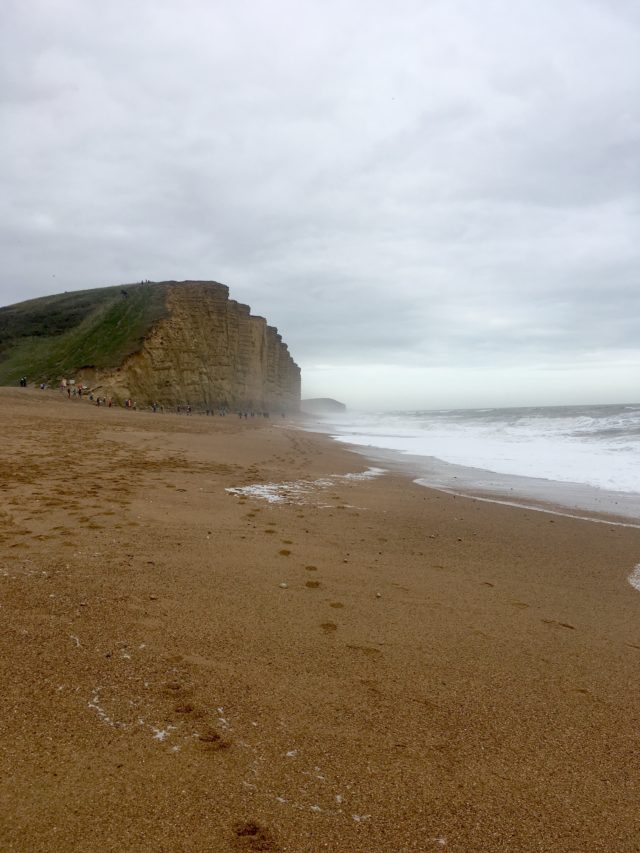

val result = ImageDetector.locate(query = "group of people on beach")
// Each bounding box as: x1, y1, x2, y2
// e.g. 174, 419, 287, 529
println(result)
64, 385, 83, 398
20, 376, 288, 418
237, 410, 275, 419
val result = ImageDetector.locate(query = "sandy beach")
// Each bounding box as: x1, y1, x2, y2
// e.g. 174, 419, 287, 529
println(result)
1, 388, 640, 852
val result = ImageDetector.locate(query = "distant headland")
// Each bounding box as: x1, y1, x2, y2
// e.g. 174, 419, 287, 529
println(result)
301, 398, 346, 414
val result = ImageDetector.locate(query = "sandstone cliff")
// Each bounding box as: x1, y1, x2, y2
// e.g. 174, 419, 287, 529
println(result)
81, 281, 300, 410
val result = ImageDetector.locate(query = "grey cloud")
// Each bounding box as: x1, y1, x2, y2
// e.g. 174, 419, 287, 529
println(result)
1, 0, 639, 405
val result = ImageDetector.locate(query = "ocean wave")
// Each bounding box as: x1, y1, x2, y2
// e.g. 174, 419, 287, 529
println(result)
319, 403, 640, 495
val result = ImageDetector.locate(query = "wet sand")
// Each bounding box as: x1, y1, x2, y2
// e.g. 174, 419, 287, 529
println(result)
1, 388, 640, 852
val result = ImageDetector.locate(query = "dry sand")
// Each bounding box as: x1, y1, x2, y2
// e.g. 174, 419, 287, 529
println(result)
1, 388, 640, 852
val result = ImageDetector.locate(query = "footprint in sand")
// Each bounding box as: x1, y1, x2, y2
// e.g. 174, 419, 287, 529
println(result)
305, 580, 321, 589
198, 729, 230, 752
232, 819, 278, 850
304, 565, 317, 572
279, 549, 291, 556
171, 691, 207, 718
346, 644, 382, 657
182, 653, 216, 669
329, 602, 344, 609
542, 619, 576, 630
321, 622, 337, 634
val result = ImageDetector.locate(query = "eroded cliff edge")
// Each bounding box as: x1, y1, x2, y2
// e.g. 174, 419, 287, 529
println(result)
83, 281, 301, 410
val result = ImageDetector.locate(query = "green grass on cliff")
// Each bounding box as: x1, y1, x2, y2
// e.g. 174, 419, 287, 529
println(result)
0, 283, 169, 385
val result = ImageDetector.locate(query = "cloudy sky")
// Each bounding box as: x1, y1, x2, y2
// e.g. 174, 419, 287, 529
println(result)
1, 0, 639, 408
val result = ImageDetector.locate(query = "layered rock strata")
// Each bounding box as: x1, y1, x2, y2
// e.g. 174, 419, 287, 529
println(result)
86, 282, 300, 410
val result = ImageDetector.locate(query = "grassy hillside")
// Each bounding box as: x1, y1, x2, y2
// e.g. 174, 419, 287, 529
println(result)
0, 283, 169, 385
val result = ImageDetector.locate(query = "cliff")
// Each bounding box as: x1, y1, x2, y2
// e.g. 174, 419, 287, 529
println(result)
92, 282, 300, 410
0, 281, 301, 411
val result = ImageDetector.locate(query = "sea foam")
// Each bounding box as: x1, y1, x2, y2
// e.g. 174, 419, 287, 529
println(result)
318, 404, 640, 495
628, 564, 640, 592
226, 467, 386, 504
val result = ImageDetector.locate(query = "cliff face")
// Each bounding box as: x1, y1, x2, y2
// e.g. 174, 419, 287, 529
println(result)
84, 282, 301, 410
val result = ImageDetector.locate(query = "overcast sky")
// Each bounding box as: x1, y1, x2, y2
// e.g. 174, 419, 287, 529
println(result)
1, 0, 639, 408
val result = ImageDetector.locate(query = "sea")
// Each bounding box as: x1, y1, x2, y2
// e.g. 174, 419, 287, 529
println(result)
308, 403, 640, 525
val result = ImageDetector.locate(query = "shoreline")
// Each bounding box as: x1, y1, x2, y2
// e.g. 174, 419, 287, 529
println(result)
2, 389, 640, 851
299, 417, 640, 526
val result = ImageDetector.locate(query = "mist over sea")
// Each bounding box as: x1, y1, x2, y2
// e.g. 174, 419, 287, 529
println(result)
311, 403, 640, 521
